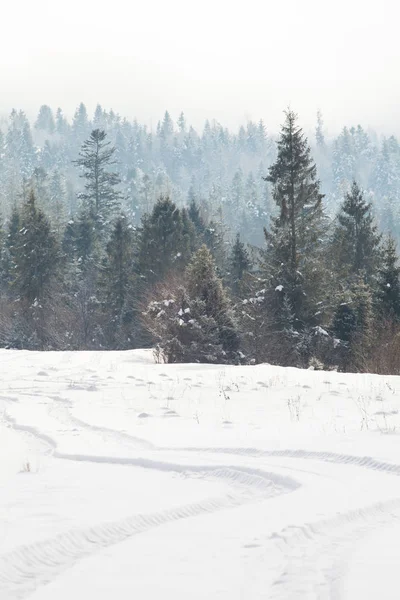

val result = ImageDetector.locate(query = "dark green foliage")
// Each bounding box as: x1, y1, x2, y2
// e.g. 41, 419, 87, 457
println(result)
99, 216, 137, 347
144, 246, 241, 363
332, 279, 374, 370
376, 235, 400, 319
332, 301, 358, 343
228, 234, 251, 296
13, 191, 59, 302
136, 196, 195, 284
188, 199, 207, 238
332, 181, 381, 282
262, 110, 326, 332
0, 104, 399, 367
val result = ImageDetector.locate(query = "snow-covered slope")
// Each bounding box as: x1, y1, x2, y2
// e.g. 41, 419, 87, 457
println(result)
1, 349, 400, 599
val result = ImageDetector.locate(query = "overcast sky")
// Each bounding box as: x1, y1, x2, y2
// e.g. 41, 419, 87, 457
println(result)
1, 0, 398, 135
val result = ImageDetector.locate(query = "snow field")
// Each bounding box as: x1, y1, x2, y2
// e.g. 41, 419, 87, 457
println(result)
1, 349, 400, 598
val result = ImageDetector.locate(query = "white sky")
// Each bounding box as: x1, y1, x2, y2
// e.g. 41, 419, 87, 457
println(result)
1, 0, 398, 135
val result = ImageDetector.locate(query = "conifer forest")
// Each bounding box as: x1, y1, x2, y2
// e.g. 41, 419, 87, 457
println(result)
1, 103, 400, 373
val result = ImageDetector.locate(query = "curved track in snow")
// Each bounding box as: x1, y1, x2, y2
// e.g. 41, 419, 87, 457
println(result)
2, 353, 400, 599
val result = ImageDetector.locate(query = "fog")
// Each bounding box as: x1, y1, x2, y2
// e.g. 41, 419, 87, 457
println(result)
1, 0, 398, 133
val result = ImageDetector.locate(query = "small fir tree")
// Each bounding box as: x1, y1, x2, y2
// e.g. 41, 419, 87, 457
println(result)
144, 246, 240, 363
228, 234, 251, 296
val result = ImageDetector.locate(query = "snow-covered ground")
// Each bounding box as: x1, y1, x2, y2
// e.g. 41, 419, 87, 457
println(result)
2, 349, 400, 599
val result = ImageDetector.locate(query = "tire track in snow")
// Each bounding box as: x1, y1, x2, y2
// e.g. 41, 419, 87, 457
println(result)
265, 497, 400, 599
48, 400, 156, 450
49, 401, 400, 479
0, 413, 299, 600
178, 446, 400, 478
7, 401, 400, 599
0, 484, 290, 600
49, 405, 400, 598
2, 412, 297, 493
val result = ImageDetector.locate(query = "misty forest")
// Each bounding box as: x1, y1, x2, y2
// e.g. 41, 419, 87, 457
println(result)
0, 103, 399, 373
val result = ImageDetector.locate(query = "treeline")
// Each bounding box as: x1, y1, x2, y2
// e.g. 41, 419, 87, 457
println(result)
2, 103, 400, 247
0, 111, 400, 374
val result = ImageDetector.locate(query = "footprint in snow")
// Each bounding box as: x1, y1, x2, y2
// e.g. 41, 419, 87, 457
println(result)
137, 412, 152, 418
163, 410, 180, 418
37, 371, 49, 376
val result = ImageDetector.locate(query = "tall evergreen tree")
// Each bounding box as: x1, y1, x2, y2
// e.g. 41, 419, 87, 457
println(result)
262, 109, 325, 330
376, 235, 400, 319
13, 191, 59, 302
74, 129, 123, 234
99, 216, 136, 347
332, 180, 381, 282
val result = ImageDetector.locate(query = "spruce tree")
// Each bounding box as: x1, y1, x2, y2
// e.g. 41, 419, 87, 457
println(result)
188, 199, 207, 239
332, 278, 373, 371
228, 234, 251, 296
35, 105, 55, 134
74, 129, 123, 234
376, 235, 400, 320
145, 245, 240, 363
262, 110, 326, 331
13, 191, 59, 303
99, 216, 136, 347
136, 196, 194, 285
332, 180, 381, 282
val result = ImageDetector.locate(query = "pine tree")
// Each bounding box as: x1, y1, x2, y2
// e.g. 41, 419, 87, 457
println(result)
332, 278, 373, 370
55, 108, 69, 136
177, 112, 186, 134
136, 196, 194, 285
74, 129, 123, 234
228, 234, 251, 296
262, 109, 326, 331
376, 235, 400, 320
332, 180, 381, 282
72, 103, 90, 142
35, 105, 55, 134
99, 216, 136, 347
203, 219, 226, 274
13, 191, 59, 302
188, 199, 207, 238
144, 245, 240, 363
